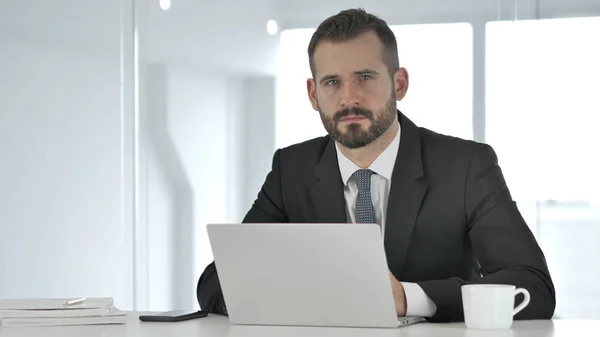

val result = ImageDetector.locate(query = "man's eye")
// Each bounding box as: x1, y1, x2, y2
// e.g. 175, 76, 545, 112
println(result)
326, 80, 339, 86
360, 74, 372, 80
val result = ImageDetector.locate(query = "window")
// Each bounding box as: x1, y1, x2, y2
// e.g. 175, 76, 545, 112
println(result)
391, 23, 473, 140
275, 28, 319, 149
486, 17, 600, 319
275, 23, 474, 149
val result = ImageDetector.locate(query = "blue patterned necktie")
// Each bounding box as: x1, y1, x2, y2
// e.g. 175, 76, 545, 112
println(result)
353, 169, 377, 224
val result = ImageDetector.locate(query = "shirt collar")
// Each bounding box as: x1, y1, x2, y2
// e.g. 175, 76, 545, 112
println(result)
335, 121, 401, 186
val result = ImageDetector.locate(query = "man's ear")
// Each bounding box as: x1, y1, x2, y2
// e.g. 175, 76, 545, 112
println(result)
393, 67, 409, 101
307, 78, 319, 111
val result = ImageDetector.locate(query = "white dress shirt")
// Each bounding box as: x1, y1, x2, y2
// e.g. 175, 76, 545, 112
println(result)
334, 121, 437, 318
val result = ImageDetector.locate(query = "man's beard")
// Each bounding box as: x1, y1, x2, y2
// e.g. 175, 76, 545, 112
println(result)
319, 99, 397, 149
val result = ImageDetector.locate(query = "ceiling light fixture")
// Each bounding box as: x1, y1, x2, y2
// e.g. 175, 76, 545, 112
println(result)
160, 0, 171, 11
266, 20, 278, 35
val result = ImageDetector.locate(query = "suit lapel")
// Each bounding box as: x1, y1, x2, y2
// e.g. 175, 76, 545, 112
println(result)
385, 112, 428, 272
308, 138, 348, 223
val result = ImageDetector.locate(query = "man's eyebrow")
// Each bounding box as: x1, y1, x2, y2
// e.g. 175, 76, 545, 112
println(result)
319, 74, 338, 84
318, 69, 381, 84
355, 68, 380, 75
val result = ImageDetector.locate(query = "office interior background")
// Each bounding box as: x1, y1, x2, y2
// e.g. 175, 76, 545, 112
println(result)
1, 0, 599, 319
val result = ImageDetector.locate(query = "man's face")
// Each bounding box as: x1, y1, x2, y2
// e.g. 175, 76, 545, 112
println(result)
307, 31, 408, 149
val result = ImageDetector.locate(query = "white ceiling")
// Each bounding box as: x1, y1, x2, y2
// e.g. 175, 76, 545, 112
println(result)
145, 0, 280, 76
1, 0, 599, 76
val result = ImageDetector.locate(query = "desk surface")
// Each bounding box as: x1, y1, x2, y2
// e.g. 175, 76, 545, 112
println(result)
0, 313, 599, 337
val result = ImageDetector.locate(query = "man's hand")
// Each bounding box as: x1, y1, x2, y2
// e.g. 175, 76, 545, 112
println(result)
389, 271, 407, 316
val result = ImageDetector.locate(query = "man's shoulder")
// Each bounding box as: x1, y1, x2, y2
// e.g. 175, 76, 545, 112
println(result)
418, 126, 489, 154
267, 136, 332, 180
416, 126, 499, 171
278, 135, 331, 160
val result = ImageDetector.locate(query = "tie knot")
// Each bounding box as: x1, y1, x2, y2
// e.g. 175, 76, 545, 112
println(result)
353, 169, 373, 192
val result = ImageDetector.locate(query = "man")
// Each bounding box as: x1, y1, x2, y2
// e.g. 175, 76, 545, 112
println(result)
197, 8, 556, 322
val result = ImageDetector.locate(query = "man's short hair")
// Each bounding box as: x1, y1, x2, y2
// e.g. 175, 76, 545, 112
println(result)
307, 8, 400, 79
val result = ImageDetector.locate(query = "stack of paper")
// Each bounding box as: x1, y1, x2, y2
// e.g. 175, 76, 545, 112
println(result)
0, 297, 127, 327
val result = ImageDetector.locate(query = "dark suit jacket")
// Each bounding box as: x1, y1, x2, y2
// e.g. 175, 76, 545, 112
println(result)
197, 111, 556, 322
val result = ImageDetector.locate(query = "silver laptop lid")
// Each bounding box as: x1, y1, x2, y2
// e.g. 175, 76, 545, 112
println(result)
206, 223, 401, 328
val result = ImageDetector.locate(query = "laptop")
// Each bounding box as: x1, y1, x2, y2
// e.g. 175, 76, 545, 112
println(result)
206, 223, 425, 328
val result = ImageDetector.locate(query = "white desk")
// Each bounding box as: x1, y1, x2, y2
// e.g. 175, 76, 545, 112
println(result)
0, 313, 598, 337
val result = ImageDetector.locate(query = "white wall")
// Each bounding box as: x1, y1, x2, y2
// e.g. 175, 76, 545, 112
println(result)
146, 144, 177, 310
144, 64, 245, 310
142, 65, 278, 310
225, 79, 246, 223
0, 31, 133, 309
145, 64, 178, 311
241, 77, 277, 211
167, 66, 229, 310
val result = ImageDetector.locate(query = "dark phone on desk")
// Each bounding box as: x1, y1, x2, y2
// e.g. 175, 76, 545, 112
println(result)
139, 310, 208, 322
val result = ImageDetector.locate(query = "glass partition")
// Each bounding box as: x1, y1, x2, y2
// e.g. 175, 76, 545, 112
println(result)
0, 0, 135, 309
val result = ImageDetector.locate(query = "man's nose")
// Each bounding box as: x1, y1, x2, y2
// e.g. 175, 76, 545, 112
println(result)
339, 81, 361, 108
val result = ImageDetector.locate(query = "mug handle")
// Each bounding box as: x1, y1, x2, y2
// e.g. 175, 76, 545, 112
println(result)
513, 288, 531, 316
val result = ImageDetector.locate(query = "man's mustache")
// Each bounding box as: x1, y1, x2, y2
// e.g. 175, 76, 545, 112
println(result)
333, 107, 374, 122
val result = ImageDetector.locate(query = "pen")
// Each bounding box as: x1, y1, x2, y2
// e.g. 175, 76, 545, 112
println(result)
63, 297, 86, 307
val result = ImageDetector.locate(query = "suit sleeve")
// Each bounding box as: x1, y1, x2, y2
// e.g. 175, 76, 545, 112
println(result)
196, 149, 288, 314
241, 149, 289, 223
417, 143, 556, 322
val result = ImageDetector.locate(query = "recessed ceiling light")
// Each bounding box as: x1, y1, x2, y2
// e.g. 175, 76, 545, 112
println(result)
160, 0, 171, 11
266, 20, 278, 35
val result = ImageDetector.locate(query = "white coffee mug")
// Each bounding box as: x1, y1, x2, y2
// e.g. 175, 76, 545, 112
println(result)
461, 284, 530, 330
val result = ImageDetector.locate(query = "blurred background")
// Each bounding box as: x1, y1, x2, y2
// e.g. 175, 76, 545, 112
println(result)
0, 0, 599, 318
